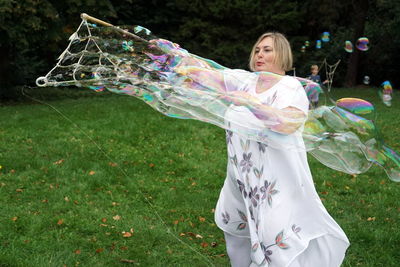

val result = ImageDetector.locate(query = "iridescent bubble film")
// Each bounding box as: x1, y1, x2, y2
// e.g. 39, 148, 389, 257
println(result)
336, 98, 374, 115
321, 32, 330, 42
297, 77, 323, 108
36, 17, 400, 182
380, 81, 393, 107
363, 75, 370, 85
316, 40, 322, 49
344, 41, 353, 53
356, 37, 369, 51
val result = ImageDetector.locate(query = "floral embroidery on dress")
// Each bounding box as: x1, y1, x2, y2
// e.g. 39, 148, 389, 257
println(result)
226, 130, 233, 145
222, 211, 230, 224
291, 224, 302, 239
260, 179, 279, 207
248, 205, 255, 221
236, 209, 248, 230
257, 141, 268, 153
259, 229, 293, 264
253, 165, 264, 179
240, 152, 253, 173
249, 186, 260, 207
230, 154, 238, 167
240, 139, 250, 151
237, 179, 247, 198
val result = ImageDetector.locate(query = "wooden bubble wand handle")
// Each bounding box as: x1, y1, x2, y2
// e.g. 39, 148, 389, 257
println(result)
80, 13, 148, 43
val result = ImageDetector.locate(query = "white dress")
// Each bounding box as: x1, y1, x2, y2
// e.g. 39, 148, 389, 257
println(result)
215, 74, 350, 267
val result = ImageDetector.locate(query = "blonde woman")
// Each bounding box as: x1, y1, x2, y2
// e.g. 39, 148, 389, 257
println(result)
214, 33, 349, 266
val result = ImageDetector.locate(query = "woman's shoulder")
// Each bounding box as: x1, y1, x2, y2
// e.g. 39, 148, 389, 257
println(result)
279, 76, 303, 90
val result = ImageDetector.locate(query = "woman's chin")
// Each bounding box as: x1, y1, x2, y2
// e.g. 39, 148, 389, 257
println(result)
255, 67, 268, 72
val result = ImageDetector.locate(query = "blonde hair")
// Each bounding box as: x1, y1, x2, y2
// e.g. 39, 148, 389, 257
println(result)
311, 64, 319, 71
249, 32, 293, 72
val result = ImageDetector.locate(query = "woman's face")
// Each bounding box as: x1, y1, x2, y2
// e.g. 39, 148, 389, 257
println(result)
253, 37, 284, 74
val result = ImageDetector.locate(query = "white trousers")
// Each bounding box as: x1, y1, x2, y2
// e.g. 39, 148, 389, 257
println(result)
224, 232, 252, 267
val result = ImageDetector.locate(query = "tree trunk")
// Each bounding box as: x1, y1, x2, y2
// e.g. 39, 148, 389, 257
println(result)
344, 0, 369, 87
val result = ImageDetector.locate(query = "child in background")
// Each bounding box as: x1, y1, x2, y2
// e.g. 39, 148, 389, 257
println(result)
307, 65, 326, 107
308, 65, 322, 84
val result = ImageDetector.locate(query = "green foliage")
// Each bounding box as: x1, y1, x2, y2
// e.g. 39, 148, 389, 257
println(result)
2, 0, 400, 100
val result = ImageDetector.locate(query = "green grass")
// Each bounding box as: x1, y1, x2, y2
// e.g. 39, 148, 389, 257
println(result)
0, 87, 399, 266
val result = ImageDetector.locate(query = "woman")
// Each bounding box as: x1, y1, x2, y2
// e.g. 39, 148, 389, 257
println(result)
214, 33, 350, 266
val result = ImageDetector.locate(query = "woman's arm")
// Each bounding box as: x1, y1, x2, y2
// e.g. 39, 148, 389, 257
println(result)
223, 90, 307, 134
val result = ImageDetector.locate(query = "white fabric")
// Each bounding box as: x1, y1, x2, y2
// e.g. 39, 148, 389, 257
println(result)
224, 232, 252, 267
215, 76, 349, 266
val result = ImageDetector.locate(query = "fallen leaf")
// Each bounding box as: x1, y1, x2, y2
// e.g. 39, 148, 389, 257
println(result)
195, 234, 203, 239
149, 163, 155, 168
89, 171, 96, 175
113, 215, 121, 221
64, 196, 69, 202
101, 218, 107, 223
211, 242, 217, 247
11, 217, 18, 221
108, 162, 118, 167
120, 246, 128, 250
57, 219, 64, 225
120, 259, 136, 263
16, 188, 23, 192
41, 199, 48, 203
201, 242, 209, 248
367, 217, 376, 221
53, 159, 64, 165
122, 232, 132, 237
173, 220, 179, 225
95, 248, 104, 253
198, 216, 206, 222
74, 249, 81, 254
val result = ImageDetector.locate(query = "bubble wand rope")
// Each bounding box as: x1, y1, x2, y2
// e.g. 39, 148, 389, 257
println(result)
21, 87, 217, 266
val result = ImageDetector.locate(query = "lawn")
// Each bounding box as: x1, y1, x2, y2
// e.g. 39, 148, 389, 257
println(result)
0, 86, 399, 266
